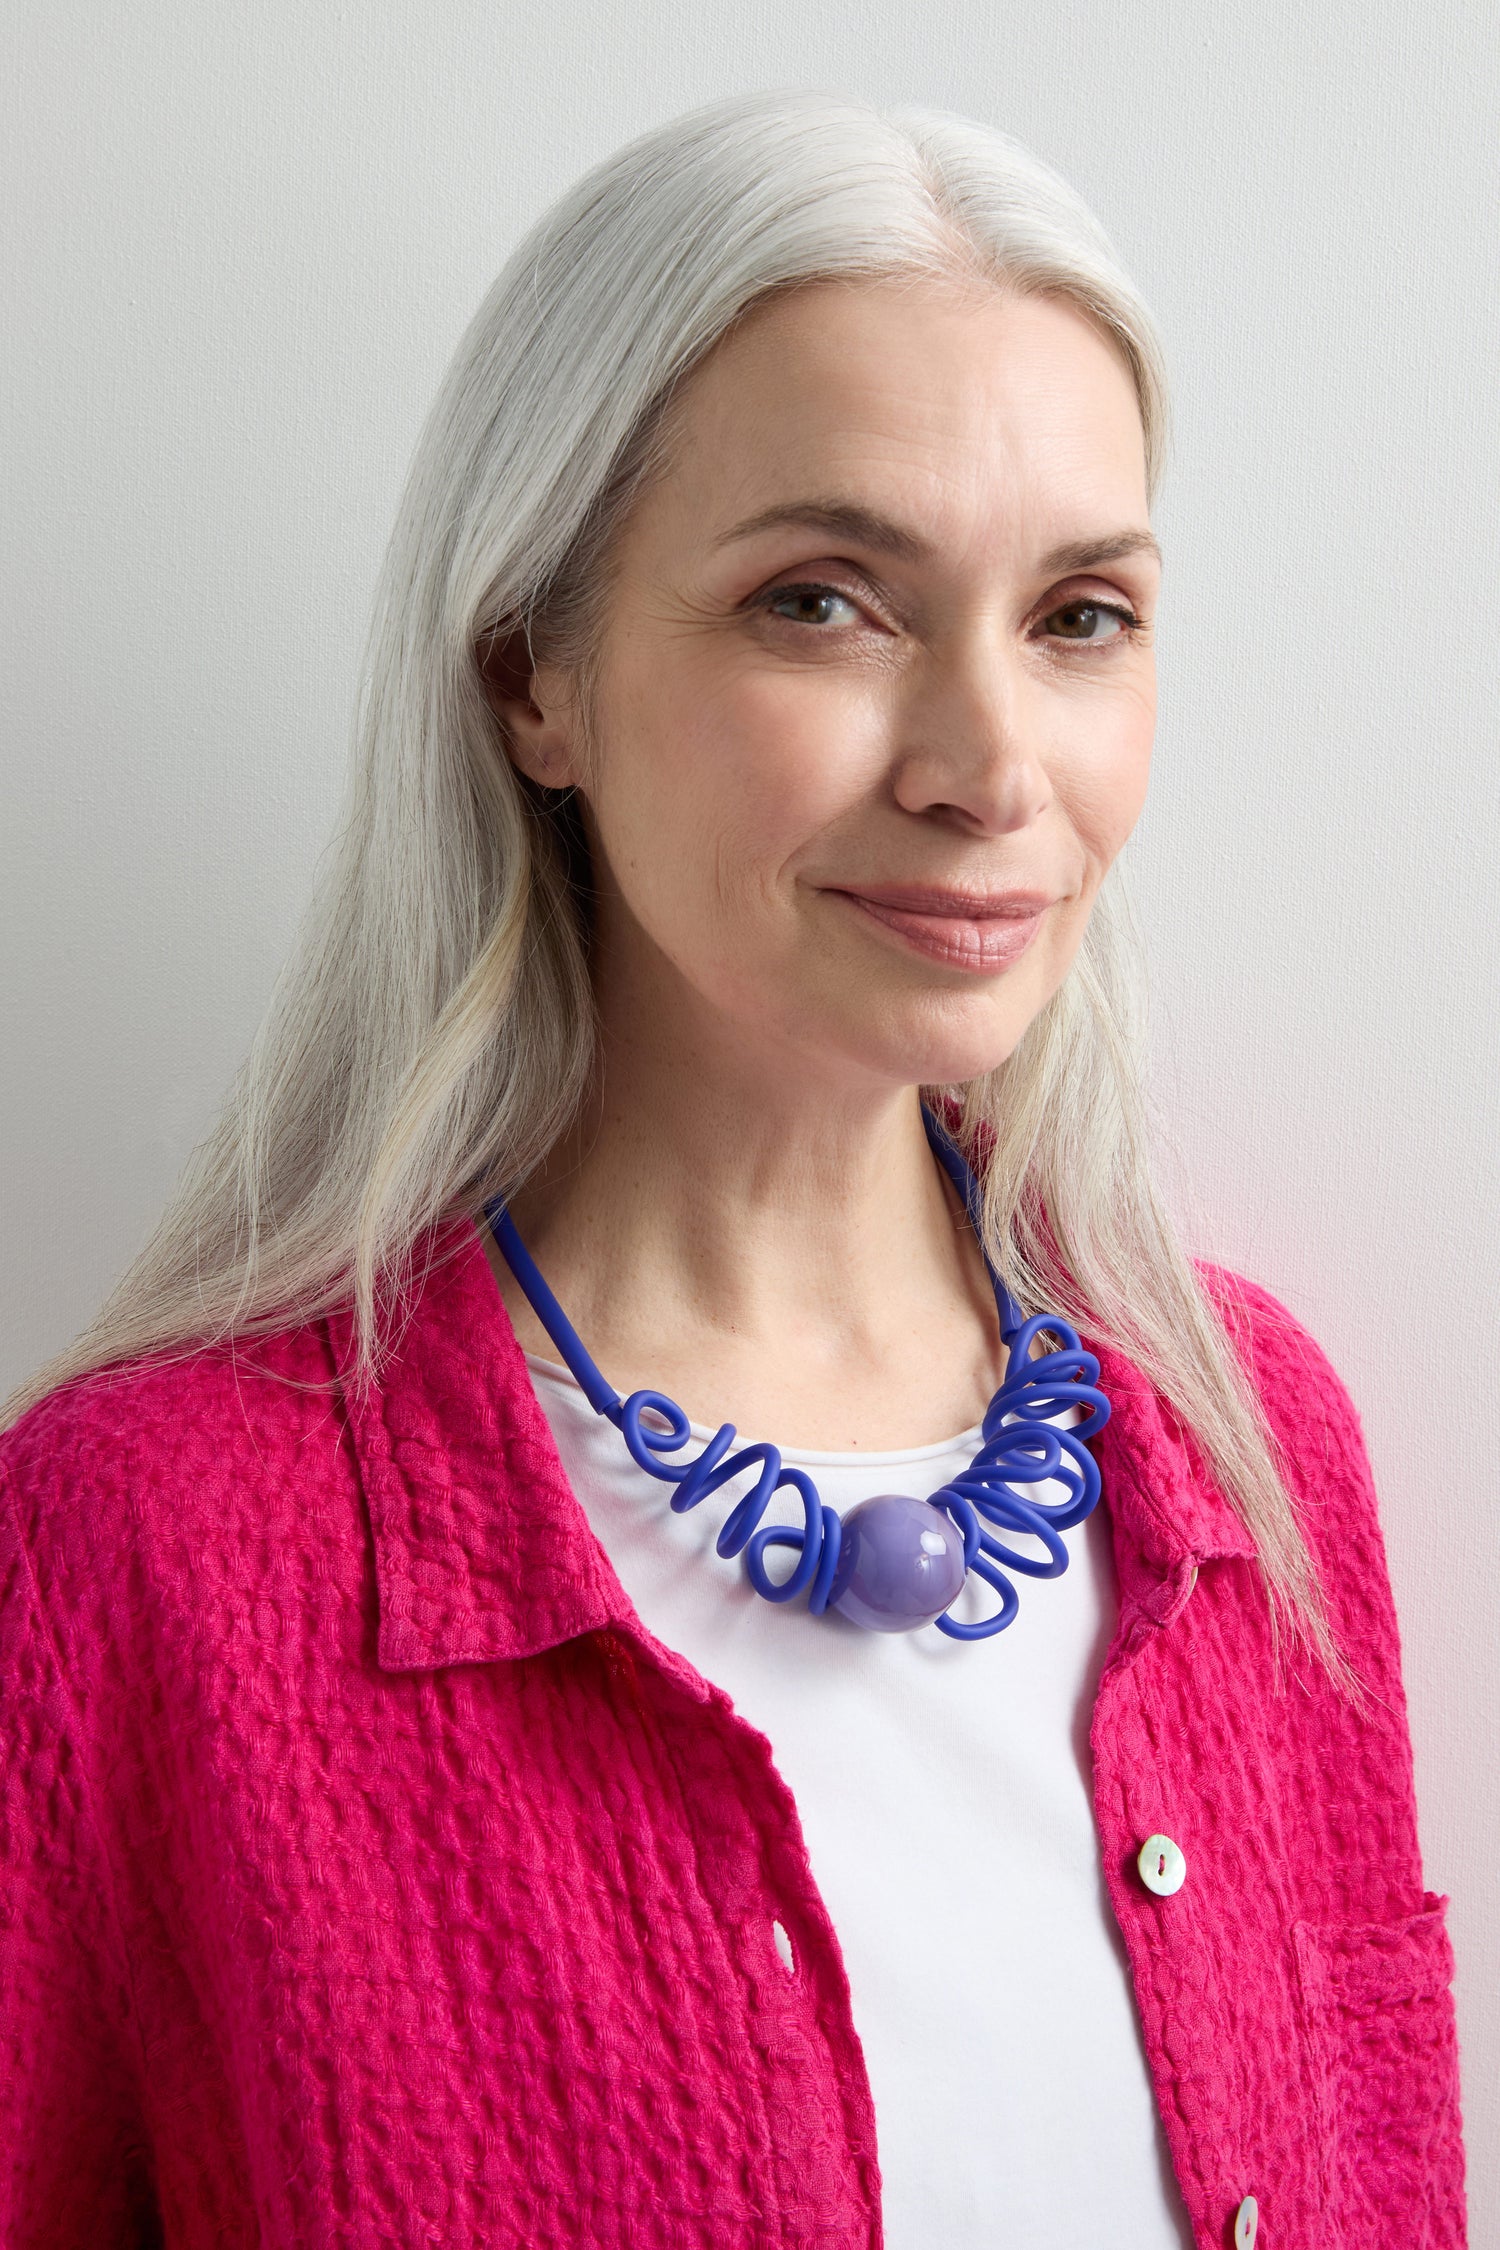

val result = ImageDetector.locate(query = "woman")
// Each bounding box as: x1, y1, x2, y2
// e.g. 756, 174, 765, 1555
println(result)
0, 88, 1465, 2249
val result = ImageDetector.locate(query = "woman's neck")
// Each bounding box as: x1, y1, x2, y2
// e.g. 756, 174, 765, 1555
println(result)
480, 945, 1012, 1450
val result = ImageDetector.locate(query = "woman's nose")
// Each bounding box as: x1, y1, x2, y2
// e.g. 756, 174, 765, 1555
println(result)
888, 641, 1053, 835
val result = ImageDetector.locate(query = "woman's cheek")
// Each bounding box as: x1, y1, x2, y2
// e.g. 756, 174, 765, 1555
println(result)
586, 733, 779, 974
686, 690, 866, 867
1060, 718, 1154, 874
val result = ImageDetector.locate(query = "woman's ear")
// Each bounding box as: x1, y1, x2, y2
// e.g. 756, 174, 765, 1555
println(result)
474, 620, 581, 789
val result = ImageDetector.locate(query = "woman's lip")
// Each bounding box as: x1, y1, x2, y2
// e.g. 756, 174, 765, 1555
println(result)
832, 888, 1051, 971
835, 885, 1056, 916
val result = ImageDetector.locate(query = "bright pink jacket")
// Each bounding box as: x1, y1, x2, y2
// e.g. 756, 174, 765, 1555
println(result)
0, 1220, 1465, 2247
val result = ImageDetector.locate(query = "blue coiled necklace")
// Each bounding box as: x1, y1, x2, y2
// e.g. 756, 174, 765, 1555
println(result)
483, 1104, 1111, 1641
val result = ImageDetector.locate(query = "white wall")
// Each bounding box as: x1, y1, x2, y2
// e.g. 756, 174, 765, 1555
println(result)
6, 0, 1496, 2225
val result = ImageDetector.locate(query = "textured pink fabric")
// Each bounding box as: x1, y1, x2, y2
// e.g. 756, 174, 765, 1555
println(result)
0, 1220, 1465, 2247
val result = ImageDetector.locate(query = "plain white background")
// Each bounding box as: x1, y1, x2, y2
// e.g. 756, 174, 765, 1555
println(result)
5, 0, 1497, 2230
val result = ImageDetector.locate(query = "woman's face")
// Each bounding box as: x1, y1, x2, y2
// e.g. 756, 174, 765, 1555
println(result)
504, 275, 1160, 1093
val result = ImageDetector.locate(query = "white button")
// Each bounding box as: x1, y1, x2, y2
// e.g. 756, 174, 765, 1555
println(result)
1234, 2194, 1258, 2247
1137, 1833, 1187, 1896
771, 1919, 795, 1973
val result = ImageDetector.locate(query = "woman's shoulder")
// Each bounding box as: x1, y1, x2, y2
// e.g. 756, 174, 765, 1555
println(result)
0, 1319, 353, 1629
1193, 1257, 1363, 1411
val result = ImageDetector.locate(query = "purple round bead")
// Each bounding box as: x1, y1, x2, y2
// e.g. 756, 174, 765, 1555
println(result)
828, 1493, 968, 1632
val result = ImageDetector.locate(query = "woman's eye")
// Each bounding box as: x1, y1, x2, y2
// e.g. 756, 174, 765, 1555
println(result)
1039, 597, 1142, 648
755, 581, 1144, 648
762, 582, 864, 629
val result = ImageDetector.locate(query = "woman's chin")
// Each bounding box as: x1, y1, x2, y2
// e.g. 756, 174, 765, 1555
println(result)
796, 989, 1036, 1093
789, 927, 1059, 1083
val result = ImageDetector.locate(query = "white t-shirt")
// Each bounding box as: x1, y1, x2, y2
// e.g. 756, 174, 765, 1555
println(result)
525, 1351, 1193, 2250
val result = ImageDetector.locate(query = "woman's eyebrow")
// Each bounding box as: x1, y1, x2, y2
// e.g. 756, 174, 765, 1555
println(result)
1039, 528, 1162, 575
713, 499, 1162, 576
715, 499, 931, 562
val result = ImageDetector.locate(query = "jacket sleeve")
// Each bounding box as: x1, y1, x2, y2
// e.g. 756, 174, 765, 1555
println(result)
0, 1464, 160, 2246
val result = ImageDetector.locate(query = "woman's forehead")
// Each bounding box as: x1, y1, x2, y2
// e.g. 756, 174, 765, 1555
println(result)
634, 277, 1151, 566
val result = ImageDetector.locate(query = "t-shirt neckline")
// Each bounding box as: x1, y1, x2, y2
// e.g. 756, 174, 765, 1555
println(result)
522, 1349, 985, 1468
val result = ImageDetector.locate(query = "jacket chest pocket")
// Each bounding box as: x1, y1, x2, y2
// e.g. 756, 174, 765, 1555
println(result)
1292, 1893, 1464, 2247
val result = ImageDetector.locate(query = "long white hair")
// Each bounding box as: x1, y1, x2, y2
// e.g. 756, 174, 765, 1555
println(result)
4, 88, 1349, 1685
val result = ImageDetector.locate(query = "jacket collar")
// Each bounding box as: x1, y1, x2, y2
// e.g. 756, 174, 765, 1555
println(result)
329, 1220, 1256, 1675
327, 1219, 636, 1671
1087, 1297, 1259, 1630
